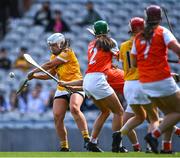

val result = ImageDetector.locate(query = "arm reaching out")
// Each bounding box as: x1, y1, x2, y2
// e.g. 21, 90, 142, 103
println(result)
59, 79, 83, 87
28, 69, 56, 80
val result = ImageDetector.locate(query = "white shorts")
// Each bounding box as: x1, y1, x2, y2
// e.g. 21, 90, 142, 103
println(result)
124, 80, 151, 105
141, 77, 180, 97
54, 90, 85, 98
83, 73, 114, 100
125, 104, 134, 113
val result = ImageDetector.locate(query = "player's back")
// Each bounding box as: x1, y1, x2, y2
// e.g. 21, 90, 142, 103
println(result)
86, 40, 115, 74
119, 38, 139, 81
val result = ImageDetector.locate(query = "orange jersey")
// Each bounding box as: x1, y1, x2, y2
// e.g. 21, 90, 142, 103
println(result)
86, 39, 119, 73
119, 37, 139, 80
105, 68, 124, 94
50, 48, 83, 91
131, 26, 176, 83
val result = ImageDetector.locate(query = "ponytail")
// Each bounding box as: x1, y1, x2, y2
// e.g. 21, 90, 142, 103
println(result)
142, 22, 159, 42
95, 35, 115, 52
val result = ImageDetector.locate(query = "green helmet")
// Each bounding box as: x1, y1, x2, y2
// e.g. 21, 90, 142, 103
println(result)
93, 20, 109, 35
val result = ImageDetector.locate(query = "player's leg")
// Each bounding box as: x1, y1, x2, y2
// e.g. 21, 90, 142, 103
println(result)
83, 73, 124, 152
161, 127, 174, 154
53, 97, 69, 151
123, 110, 141, 151
159, 117, 179, 153
120, 105, 146, 135
69, 92, 90, 148
98, 92, 124, 152
143, 104, 159, 132
91, 99, 110, 141
145, 92, 180, 153
86, 99, 110, 152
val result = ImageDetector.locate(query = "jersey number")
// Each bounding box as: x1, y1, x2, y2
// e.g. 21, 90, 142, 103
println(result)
89, 48, 97, 65
144, 42, 150, 59
126, 51, 131, 68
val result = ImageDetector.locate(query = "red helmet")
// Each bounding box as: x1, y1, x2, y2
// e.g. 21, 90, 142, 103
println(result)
145, 5, 162, 24
129, 17, 145, 33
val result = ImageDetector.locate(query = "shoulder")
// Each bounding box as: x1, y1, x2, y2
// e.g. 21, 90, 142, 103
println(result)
160, 26, 171, 34
88, 40, 96, 48
110, 38, 117, 45
120, 39, 132, 48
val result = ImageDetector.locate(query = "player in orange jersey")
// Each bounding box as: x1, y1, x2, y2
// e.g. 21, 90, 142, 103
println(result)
27, 33, 90, 151
131, 5, 180, 153
84, 20, 124, 153
60, 20, 124, 152
119, 17, 159, 152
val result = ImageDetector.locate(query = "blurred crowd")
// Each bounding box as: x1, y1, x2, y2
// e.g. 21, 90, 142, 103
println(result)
0, 0, 102, 39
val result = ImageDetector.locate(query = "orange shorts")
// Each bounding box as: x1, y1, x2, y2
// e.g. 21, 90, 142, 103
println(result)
105, 68, 124, 94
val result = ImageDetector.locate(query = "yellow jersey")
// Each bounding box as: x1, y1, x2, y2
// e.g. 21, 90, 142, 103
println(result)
50, 48, 83, 91
119, 38, 139, 81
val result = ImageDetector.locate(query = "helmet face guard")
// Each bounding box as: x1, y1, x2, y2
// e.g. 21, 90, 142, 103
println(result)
87, 20, 110, 36
145, 5, 162, 24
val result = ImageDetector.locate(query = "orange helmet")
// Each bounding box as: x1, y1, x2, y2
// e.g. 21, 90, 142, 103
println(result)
129, 17, 145, 33
145, 5, 162, 24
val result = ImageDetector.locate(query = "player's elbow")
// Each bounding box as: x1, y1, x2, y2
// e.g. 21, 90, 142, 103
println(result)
168, 40, 180, 58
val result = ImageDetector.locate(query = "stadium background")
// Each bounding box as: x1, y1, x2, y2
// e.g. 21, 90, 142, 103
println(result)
0, 0, 179, 152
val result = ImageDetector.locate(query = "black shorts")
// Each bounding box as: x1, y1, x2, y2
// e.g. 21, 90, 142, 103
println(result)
54, 91, 85, 103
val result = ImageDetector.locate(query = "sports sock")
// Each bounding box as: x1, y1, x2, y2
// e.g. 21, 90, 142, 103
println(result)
162, 141, 172, 151
81, 130, 90, 139
152, 128, 161, 138
90, 136, 98, 144
132, 143, 141, 151
60, 140, 69, 149
174, 127, 180, 136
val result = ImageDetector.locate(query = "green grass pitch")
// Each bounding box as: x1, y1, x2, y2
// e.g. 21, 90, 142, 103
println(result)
0, 152, 179, 158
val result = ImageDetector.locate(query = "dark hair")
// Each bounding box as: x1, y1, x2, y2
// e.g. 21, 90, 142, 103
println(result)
61, 39, 70, 51
94, 35, 115, 52
142, 22, 159, 41
20, 47, 28, 52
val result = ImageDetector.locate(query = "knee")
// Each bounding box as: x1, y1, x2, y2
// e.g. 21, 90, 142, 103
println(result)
70, 104, 80, 116
117, 107, 124, 116
53, 111, 64, 122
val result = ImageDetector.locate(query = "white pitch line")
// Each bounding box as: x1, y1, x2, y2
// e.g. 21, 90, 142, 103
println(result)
1, 157, 180, 158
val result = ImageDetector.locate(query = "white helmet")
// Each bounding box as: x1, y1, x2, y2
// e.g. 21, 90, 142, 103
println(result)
47, 33, 65, 48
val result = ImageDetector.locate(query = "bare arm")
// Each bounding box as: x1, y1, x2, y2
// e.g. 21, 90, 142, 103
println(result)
65, 85, 83, 91
32, 58, 66, 73
59, 79, 83, 87
168, 40, 180, 58
28, 57, 66, 80
31, 69, 56, 80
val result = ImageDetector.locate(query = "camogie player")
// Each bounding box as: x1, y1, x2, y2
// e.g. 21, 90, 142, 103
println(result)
131, 5, 180, 153
27, 33, 90, 151
119, 17, 159, 152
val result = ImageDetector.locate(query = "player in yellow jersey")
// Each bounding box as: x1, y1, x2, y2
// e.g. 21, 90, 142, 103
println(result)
119, 17, 159, 152
27, 33, 90, 151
